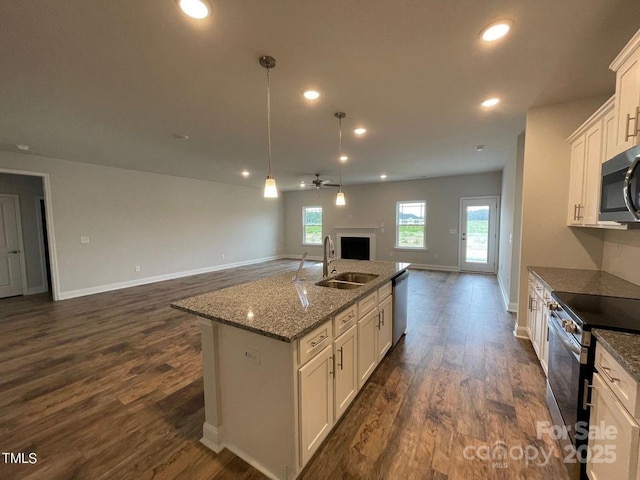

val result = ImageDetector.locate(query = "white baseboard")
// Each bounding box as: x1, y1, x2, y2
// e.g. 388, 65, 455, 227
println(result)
508, 301, 518, 313
26, 286, 48, 295
58, 255, 286, 300
200, 422, 225, 454
513, 325, 529, 339
497, 275, 518, 313
408, 263, 459, 272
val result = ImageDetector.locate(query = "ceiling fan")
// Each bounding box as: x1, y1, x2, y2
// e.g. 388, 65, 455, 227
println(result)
303, 173, 340, 190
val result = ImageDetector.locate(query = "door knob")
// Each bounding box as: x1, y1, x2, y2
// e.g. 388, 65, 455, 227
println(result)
9, 250, 20, 254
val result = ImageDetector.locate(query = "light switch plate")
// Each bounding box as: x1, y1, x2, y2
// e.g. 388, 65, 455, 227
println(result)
80, 236, 90, 244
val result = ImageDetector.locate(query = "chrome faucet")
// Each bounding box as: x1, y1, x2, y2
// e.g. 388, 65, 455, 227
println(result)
323, 235, 336, 277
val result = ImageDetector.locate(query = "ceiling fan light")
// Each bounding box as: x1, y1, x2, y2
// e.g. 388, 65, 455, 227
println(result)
336, 191, 346, 206
264, 176, 278, 198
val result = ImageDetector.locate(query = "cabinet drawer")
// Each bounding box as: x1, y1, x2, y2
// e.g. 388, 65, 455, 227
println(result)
358, 291, 378, 317
334, 305, 357, 338
298, 321, 333, 366
595, 343, 640, 419
378, 281, 392, 301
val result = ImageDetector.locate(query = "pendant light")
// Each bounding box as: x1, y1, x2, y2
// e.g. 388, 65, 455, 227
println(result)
260, 55, 278, 198
335, 112, 346, 206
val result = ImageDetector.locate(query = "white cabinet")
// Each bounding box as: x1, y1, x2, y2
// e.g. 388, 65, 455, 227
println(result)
587, 341, 640, 480
611, 29, 640, 155
527, 272, 549, 376
358, 306, 379, 388
377, 294, 393, 360
567, 98, 613, 226
299, 344, 334, 466
334, 324, 357, 419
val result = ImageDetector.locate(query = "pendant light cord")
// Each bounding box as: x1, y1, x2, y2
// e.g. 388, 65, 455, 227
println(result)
338, 116, 343, 190
266, 67, 273, 178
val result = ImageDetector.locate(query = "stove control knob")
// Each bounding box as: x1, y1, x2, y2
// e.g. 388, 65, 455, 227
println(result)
563, 320, 577, 333
548, 302, 560, 311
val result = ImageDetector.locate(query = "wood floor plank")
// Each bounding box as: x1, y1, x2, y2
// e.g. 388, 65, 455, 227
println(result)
0, 263, 569, 480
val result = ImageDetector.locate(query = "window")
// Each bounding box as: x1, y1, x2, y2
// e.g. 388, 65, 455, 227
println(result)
303, 206, 322, 245
396, 201, 426, 248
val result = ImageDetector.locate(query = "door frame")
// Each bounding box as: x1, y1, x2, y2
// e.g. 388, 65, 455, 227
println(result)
35, 195, 49, 293
0, 194, 28, 297
458, 196, 500, 274
0, 168, 60, 300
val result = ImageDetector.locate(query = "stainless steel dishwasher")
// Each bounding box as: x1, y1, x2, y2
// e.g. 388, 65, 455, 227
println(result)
392, 270, 409, 345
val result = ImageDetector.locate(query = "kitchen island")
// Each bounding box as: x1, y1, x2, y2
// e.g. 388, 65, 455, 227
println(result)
171, 259, 409, 480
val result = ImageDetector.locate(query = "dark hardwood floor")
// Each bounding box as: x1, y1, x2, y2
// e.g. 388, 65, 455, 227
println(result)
0, 260, 569, 480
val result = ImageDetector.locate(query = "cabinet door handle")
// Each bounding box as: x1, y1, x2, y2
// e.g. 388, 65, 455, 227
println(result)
310, 335, 327, 348
600, 365, 620, 383
573, 204, 578, 221
377, 313, 381, 329
576, 204, 583, 220
626, 108, 640, 141
338, 347, 343, 370
583, 379, 594, 410
380, 311, 385, 326
329, 355, 335, 377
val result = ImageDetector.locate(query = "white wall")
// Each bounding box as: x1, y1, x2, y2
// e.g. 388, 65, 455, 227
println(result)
497, 132, 525, 312
284, 172, 502, 268
517, 96, 609, 329
602, 229, 640, 285
0, 151, 285, 299
0, 173, 45, 292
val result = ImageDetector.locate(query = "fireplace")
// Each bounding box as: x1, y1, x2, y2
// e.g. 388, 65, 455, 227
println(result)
336, 232, 376, 260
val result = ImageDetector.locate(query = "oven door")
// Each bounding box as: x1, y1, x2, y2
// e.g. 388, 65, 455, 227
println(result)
547, 311, 583, 443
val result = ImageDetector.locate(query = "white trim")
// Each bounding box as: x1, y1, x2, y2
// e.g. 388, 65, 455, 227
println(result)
513, 325, 529, 339
57, 254, 286, 300
395, 200, 426, 249
335, 232, 376, 260
610, 28, 640, 71
35, 195, 48, 293
200, 423, 225, 453
302, 206, 322, 246
0, 168, 61, 301
0, 194, 28, 297
408, 263, 459, 272
497, 275, 518, 313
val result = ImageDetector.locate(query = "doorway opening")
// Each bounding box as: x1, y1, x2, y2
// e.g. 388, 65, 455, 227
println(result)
458, 196, 499, 274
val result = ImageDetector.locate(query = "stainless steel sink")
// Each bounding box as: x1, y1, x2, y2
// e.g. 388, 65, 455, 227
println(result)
315, 272, 379, 289
315, 279, 363, 290
333, 272, 379, 283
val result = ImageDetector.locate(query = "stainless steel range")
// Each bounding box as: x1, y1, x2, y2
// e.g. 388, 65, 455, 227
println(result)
546, 292, 640, 480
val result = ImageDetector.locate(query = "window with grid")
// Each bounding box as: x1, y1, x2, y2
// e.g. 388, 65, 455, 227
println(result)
396, 201, 426, 248
303, 206, 322, 245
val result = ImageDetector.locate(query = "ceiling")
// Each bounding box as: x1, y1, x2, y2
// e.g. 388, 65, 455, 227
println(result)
1, 1, 640, 191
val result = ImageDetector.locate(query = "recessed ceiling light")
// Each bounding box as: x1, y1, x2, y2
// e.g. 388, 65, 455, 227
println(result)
380, 174, 387, 180
303, 90, 320, 100
480, 21, 512, 42
16, 144, 30, 151
300, 182, 306, 187
177, 0, 211, 19
340, 155, 348, 162
481, 98, 500, 108
173, 133, 190, 140
354, 128, 367, 135
241, 170, 250, 177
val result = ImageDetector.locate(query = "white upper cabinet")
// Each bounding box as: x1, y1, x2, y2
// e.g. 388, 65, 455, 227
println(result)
611, 29, 640, 155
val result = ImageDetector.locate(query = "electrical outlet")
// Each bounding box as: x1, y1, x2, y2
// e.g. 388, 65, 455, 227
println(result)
449, 229, 457, 235
80, 236, 90, 244
221, 253, 225, 260
433, 253, 438, 259
135, 266, 141, 272
243, 347, 261, 366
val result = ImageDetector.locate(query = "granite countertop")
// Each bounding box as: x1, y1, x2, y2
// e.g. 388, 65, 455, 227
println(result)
171, 260, 409, 343
528, 266, 640, 299
593, 329, 640, 383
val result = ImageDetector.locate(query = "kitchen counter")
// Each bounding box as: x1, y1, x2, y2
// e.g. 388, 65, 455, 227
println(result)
171, 259, 409, 342
528, 266, 640, 299
593, 329, 640, 383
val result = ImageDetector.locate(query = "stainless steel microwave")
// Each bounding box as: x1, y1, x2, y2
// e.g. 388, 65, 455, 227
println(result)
599, 144, 640, 222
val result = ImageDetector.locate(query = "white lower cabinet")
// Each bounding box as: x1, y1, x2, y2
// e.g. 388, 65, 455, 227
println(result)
357, 306, 379, 388
377, 294, 393, 360
298, 344, 334, 466
334, 324, 357, 419
587, 372, 640, 480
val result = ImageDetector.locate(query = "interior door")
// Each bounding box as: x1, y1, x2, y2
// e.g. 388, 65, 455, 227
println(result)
0, 195, 25, 298
459, 197, 498, 273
